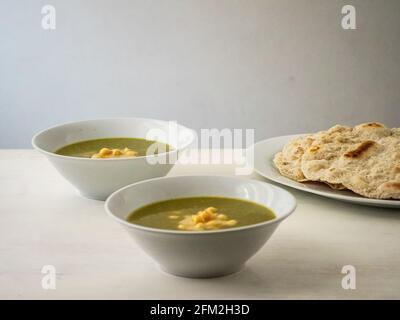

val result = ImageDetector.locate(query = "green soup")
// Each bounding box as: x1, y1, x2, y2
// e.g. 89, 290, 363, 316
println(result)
127, 196, 276, 231
55, 137, 171, 158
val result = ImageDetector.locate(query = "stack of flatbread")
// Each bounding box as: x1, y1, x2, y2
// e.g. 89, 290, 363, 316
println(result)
273, 122, 400, 199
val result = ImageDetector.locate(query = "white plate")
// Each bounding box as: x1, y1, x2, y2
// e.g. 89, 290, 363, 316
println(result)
252, 134, 400, 208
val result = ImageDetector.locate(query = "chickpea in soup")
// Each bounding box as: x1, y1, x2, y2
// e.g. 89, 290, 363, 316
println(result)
55, 137, 171, 158
127, 197, 276, 231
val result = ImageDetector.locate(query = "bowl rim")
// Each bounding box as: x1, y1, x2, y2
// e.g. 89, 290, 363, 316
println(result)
31, 117, 196, 161
105, 175, 297, 235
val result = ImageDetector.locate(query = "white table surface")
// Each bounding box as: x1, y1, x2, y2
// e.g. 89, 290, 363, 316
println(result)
0, 150, 399, 300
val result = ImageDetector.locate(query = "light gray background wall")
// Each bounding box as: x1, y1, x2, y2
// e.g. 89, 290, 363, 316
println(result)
1, 0, 399, 148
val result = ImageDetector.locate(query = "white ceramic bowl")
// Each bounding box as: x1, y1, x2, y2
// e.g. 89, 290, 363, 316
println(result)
32, 118, 195, 200
105, 175, 296, 278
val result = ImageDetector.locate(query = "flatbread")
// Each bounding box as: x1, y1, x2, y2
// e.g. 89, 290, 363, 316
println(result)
273, 122, 400, 199
335, 135, 400, 199
273, 135, 314, 182
273, 128, 347, 189
300, 124, 354, 184
301, 123, 392, 187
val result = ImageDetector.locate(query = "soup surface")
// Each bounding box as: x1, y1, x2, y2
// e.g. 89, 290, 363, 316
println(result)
127, 196, 276, 231
55, 137, 171, 158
